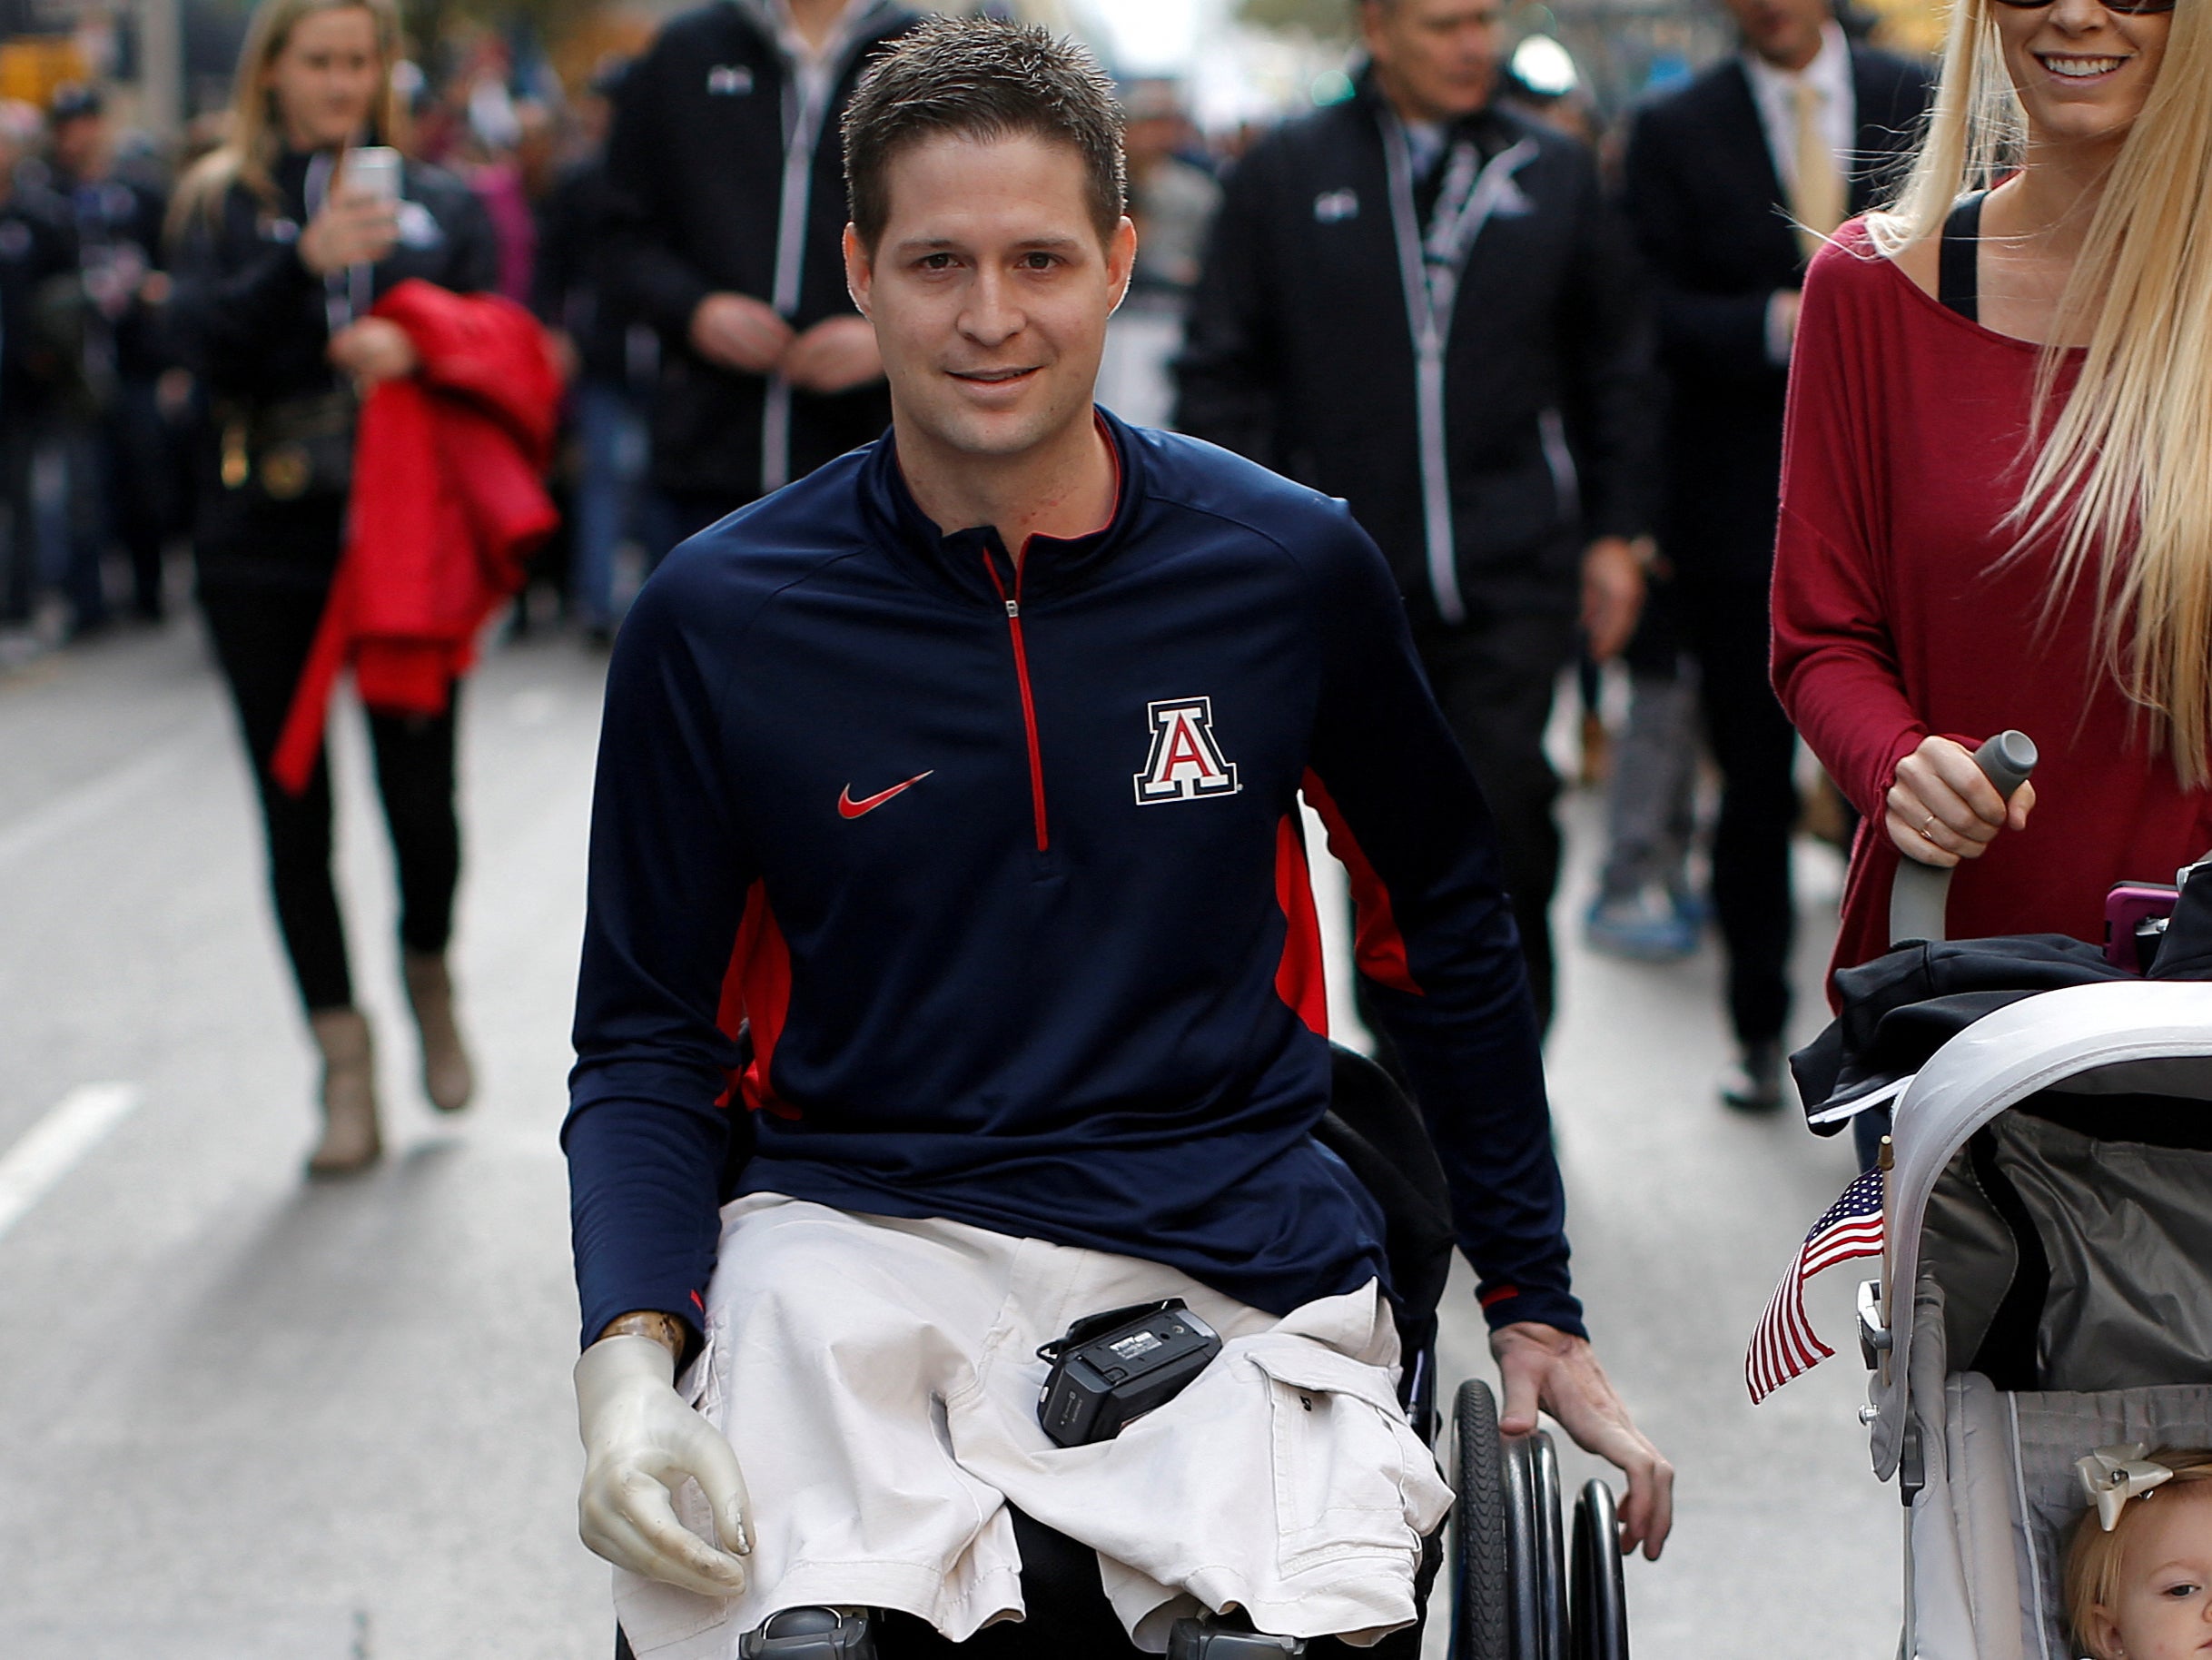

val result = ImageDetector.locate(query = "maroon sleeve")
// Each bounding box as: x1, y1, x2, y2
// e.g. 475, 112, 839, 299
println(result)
1770, 230, 1929, 822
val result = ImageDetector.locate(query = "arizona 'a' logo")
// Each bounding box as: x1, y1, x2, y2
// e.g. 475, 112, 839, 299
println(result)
1133, 697, 1241, 804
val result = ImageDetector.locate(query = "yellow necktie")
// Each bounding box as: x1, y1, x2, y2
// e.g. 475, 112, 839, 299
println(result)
1790, 80, 1845, 262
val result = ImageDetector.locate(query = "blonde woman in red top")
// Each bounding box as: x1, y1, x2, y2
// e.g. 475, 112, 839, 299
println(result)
1772, 0, 2212, 978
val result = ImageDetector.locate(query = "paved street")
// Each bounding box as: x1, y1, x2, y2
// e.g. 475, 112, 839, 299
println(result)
0, 613, 1899, 1657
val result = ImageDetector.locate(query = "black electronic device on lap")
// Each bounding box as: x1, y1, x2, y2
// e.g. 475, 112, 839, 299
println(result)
1036, 1298, 1223, 1448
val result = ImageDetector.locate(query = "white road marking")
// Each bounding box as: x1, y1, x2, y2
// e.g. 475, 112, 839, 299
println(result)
0, 1082, 142, 1244
0, 716, 222, 872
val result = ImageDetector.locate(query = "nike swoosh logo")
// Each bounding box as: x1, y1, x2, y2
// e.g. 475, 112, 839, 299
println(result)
837, 771, 933, 819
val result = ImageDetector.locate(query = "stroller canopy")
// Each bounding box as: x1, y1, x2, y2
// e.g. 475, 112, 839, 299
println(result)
1871, 979, 2212, 1478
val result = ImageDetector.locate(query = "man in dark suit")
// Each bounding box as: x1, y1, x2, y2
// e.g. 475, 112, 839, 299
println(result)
1620, 0, 1929, 1109
1177, 0, 1655, 1036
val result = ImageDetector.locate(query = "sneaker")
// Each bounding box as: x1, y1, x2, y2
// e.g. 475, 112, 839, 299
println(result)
1670, 887, 1711, 934
1585, 886, 1699, 962
1720, 1040, 1785, 1112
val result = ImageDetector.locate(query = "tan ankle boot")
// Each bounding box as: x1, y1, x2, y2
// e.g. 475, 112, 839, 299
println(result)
403, 951, 475, 1113
307, 1008, 381, 1175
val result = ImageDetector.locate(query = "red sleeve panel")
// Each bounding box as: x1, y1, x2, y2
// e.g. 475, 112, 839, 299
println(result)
1273, 814, 1330, 1037
716, 879, 797, 1120
1299, 767, 1423, 997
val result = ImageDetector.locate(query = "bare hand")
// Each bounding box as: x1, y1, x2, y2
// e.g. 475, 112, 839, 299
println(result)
781, 315, 882, 394
328, 316, 417, 385
689, 291, 795, 376
298, 187, 400, 277
548, 328, 583, 386
155, 366, 195, 420
1773, 289, 1802, 341
1492, 1321, 1674, 1560
1886, 735, 2036, 868
1580, 536, 1647, 664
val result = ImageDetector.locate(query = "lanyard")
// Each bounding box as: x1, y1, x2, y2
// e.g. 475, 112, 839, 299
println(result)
1378, 113, 1537, 351
1378, 112, 1538, 626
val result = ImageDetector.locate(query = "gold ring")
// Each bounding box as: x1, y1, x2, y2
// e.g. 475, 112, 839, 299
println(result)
1920, 813, 1939, 841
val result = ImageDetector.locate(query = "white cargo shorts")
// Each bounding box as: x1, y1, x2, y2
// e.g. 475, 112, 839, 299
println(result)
612, 1193, 1453, 1656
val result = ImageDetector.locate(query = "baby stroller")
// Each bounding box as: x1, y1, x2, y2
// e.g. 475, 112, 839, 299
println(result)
1784, 736, 2212, 1659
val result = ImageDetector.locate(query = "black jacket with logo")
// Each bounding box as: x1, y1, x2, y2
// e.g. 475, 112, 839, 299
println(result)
567, 410, 1581, 1352
1175, 77, 1655, 629
44, 163, 174, 384
601, 0, 917, 504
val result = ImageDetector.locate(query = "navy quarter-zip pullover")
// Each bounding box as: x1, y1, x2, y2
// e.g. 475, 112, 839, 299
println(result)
566, 411, 1581, 1347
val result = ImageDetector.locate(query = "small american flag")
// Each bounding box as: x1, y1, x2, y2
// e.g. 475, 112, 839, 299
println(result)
1746, 1167, 1886, 1404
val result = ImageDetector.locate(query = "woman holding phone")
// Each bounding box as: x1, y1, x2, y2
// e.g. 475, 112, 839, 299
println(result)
171, 0, 497, 1173
1771, 0, 2212, 980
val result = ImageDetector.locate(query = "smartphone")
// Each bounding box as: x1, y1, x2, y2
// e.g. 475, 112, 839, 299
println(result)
342, 145, 402, 203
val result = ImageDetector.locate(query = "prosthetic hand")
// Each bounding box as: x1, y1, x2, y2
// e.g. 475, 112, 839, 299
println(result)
575, 1332, 754, 1597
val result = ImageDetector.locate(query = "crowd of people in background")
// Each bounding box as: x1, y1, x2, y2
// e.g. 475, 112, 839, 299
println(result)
0, 0, 2075, 1139
0, 31, 656, 660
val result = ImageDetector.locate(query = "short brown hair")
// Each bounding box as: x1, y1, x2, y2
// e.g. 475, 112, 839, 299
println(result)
842, 15, 1126, 253
2064, 1448, 2212, 1660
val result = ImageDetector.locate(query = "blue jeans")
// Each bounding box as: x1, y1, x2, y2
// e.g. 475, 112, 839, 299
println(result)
568, 377, 647, 630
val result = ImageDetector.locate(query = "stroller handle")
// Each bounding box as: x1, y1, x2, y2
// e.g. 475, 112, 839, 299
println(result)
1888, 730, 2039, 947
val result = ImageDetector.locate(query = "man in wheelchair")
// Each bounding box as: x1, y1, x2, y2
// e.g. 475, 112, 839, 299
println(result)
564, 18, 1673, 1657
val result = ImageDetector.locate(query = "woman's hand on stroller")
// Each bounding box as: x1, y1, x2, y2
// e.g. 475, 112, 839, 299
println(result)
1886, 735, 2038, 868
1491, 1320, 1675, 1561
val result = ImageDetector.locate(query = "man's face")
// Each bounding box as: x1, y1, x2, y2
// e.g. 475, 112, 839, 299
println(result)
846, 131, 1133, 468
1720, 0, 1832, 72
1361, 0, 1508, 125
50, 114, 104, 180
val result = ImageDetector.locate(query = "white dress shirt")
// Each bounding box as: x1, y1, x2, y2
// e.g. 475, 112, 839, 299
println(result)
1742, 21, 1856, 191
1743, 22, 1855, 364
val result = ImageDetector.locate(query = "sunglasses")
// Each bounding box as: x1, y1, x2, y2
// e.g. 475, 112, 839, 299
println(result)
1989, 0, 2175, 13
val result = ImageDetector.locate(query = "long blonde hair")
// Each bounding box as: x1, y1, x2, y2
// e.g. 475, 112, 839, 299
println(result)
1868, 0, 2212, 790
170, 0, 405, 235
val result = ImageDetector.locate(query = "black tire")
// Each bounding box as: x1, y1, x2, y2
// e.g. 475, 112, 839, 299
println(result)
1569, 1479, 1629, 1660
1498, 1420, 1539, 1659
1502, 1430, 1567, 1660
1452, 1378, 1511, 1660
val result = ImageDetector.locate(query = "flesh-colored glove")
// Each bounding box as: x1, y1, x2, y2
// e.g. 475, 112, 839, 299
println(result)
575, 1335, 754, 1597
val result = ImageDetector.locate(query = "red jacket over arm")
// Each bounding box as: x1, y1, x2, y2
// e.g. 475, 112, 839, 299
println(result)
1772, 222, 2212, 984
273, 280, 561, 792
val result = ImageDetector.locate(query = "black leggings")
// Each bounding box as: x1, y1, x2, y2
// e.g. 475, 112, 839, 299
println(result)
201, 580, 460, 1014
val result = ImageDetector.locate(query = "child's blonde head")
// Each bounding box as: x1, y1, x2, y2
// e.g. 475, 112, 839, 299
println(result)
2066, 1447, 2212, 1660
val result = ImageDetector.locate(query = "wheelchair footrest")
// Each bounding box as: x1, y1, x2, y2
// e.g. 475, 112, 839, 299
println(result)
738, 1607, 875, 1660
1167, 1616, 1306, 1657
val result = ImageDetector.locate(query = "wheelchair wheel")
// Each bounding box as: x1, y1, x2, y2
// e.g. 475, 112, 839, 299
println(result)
1451, 1379, 1511, 1660
1503, 1428, 1568, 1660
1569, 1479, 1629, 1660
